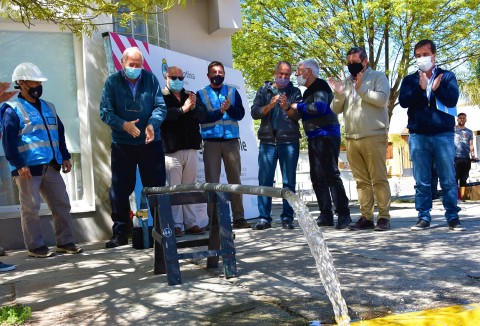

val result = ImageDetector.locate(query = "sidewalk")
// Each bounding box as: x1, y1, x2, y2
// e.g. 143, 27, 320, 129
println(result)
1, 198, 479, 325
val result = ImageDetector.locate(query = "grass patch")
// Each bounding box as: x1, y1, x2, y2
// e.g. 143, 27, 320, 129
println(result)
0, 304, 31, 325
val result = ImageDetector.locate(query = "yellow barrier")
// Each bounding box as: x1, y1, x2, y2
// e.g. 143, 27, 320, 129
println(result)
352, 304, 480, 325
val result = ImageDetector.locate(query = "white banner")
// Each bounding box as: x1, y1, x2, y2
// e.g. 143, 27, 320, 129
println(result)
107, 33, 259, 226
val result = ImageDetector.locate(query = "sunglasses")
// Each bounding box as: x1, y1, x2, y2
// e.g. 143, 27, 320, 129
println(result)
168, 76, 185, 81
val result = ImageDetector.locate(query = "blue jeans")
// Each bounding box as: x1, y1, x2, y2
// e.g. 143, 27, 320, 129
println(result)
257, 142, 299, 223
409, 132, 460, 222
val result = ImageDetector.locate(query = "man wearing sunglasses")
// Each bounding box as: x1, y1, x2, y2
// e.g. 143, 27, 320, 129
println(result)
197, 61, 250, 229
161, 66, 207, 237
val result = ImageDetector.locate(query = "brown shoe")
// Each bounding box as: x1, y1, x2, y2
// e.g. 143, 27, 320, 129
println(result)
56, 242, 83, 254
174, 227, 183, 237
232, 218, 251, 229
375, 218, 390, 231
185, 225, 205, 235
348, 217, 375, 231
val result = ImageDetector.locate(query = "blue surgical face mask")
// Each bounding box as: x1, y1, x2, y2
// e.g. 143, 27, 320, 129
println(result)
169, 79, 184, 92
274, 77, 290, 89
125, 67, 142, 80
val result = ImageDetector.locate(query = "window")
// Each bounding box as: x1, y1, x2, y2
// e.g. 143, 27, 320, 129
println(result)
0, 30, 93, 217
114, 6, 169, 48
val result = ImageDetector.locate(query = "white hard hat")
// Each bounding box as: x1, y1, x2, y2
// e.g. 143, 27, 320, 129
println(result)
12, 62, 48, 82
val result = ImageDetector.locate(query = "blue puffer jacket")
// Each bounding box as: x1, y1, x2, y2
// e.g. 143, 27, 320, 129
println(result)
251, 81, 302, 144
100, 69, 167, 145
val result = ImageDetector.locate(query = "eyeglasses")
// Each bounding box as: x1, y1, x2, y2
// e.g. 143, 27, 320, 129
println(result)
168, 76, 185, 81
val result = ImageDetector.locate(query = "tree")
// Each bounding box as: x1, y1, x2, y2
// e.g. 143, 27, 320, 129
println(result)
232, 0, 480, 119
458, 58, 480, 106
0, 0, 186, 36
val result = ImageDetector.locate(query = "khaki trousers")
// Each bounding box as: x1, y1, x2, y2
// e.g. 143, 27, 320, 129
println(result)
346, 134, 391, 220
203, 139, 244, 221
14, 165, 74, 250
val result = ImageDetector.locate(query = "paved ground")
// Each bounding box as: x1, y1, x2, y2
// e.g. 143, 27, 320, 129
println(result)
1, 195, 480, 325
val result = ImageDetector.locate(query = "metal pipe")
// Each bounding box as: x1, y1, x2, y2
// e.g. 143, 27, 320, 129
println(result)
143, 183, 294, 199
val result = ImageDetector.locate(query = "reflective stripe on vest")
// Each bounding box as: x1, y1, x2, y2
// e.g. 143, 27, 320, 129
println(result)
6, 99, 63, 171
200, 85, 239, 139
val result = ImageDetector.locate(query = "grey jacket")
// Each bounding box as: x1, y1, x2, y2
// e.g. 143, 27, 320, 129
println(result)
331, 67, 390, 139
251, 81, 302, 144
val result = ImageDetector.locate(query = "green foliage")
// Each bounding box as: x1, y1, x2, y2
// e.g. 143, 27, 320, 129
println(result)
233, 0, 480, 118
458, 58, 480, 106
0, 305, 32, 325
0, 0, 187, 36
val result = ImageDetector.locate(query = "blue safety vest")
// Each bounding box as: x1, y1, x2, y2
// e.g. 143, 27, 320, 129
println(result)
6, 98, 63, 171
199, 85, 240, 139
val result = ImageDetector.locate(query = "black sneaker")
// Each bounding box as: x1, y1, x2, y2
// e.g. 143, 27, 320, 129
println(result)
282, 221, 294, 230
252, 221, 271, 230
335, 216, 352, 230
448, 218, 466, 231
56, 242, 83, 254
348, 217, 374, 230
105, 235, 128, 248
411, 219, 430, 231
316, 215, 334, 227
28, 245, 54, 258
232, 218, 251, 229
375, 218, 390, 231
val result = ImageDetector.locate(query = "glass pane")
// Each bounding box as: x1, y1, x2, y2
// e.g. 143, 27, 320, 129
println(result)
0, 31, 83, 206
135, 35, 148, 42
133, 18, 146, 35
147, 20, 158, 39
148, 36, 159, 46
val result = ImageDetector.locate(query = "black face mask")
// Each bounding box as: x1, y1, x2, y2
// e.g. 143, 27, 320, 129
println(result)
347, 62, 364, 77
210, 75, 224, 86
27, 84, 43, 99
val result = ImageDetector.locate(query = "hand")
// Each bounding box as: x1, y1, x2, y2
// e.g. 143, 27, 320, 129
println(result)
189, 92, 196, 106
145, 124, 154, 144
0, 82, 17, 102
354, 72, 363, 91
122, 119, 140, 138
182, 97, 194, 113
290, 103, 297, 110
328, 77, 344, 94
18, 166, 32, 179
432, 73, 443, 92
62, 160, 72, 173
419, 71, 428, 90
279, 93, 289, 111
220, 98, 231, 114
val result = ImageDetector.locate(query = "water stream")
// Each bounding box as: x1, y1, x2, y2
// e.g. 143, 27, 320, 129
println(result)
145, 184, 351, 325
284, 191, 351, 326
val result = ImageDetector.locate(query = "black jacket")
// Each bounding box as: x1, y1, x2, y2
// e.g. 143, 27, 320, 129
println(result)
161, 88, 207, 153
250, 81, 302, 144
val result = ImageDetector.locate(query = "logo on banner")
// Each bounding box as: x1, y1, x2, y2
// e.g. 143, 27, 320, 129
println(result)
161, 58, 168, 76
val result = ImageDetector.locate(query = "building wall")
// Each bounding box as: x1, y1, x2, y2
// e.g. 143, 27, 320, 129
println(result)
0, 1, 241, 250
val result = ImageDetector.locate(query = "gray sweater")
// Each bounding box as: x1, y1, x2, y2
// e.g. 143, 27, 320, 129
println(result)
331, 67, 390, 139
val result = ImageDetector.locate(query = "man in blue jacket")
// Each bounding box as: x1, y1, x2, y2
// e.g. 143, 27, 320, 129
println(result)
100, 47, 167, 248
197, 61, 250, 229
1, 63, 82, 257
399, 39, 465, 231
250, 61, 302, 230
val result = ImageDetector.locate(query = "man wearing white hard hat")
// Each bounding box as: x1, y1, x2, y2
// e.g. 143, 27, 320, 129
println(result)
0, 62, 82, 258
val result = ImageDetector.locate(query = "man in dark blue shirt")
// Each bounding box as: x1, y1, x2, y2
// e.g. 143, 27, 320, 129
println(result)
399, 39, 465, 232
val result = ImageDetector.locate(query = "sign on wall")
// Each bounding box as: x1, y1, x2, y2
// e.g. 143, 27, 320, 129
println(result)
105, 32, 260, 226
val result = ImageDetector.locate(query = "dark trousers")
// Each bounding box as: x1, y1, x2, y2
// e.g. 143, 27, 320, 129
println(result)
110, 141, 166, 237
308, 136, 350, 218
454, 157, 471, 187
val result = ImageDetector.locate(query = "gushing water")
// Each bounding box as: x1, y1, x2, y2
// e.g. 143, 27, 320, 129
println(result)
284, 191, 351, 326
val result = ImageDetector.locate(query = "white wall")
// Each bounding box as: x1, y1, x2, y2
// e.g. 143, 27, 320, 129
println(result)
168, 0, 240, 67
